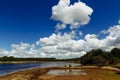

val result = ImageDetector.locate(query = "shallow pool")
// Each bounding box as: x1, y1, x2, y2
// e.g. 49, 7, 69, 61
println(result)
45, 69, 87, 76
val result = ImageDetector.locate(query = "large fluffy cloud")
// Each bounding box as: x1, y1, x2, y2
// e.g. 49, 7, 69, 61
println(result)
85, 34, 106, 50
1, 42, 40, 58
104, 24, 120, 47
85, 23, 120, 51
0, 22, 120, 58
0, 49, 9, 57
57, 40, 86, 52
36, 22, 120, 58
37, 33, 86, 59
51, 0, 93, 29
36, 33, 72, 46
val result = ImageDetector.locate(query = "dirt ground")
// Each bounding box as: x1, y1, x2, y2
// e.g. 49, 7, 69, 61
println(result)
39, 68, 120, 80
0, 66, 120, 80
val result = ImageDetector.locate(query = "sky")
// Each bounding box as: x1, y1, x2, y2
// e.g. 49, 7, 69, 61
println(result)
0, 0, 120, 58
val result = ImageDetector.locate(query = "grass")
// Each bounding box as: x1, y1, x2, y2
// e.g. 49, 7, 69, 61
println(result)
85, 69, 120, 80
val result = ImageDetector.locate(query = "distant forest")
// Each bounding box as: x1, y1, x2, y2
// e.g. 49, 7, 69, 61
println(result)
0, 56, 80, 62
0, 56, 56, 61
80, 48, 120, 66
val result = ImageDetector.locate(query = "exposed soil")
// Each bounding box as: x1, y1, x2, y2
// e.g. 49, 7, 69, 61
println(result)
0, 66, 120, 80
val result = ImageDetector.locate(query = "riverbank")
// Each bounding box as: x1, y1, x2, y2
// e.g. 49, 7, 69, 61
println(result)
0, 61, 56, 64
0, 61, 43, 64
0, 66, 120, 80
0, 61, 80, 64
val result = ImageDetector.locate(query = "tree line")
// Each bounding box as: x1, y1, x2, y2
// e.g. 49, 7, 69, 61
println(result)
80, 48, 120, 66
0, 56, 56, 61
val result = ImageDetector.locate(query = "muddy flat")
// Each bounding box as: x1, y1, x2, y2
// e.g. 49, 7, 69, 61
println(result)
0, 66, 120, 80
39, 68, 120, 80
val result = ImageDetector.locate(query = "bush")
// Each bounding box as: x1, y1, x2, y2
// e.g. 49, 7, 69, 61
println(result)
80, 48, 120, 66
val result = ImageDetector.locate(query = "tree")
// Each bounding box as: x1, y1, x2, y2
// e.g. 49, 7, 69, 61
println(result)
1, 56, 9, 61
80, 48, 120, 66
111, 48, 120, 58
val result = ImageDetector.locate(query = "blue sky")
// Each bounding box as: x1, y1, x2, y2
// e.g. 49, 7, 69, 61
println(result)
0, 0, 55, 49
0, 0, 120, 58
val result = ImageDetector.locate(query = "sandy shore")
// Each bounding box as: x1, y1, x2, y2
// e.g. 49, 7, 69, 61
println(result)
0, 66, 120, 80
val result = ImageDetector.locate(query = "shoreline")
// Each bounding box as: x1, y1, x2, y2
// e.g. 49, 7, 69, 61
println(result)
0, 61, 79, 64
0, 67, 50, 80
0, 67, 42, 77
0, 61, 54, 64
0, 66, 120, 80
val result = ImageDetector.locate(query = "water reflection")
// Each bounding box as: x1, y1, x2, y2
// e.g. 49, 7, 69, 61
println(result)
45, 69, 87, 76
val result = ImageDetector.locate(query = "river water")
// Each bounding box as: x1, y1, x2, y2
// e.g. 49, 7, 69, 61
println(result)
0, 62, 80, 76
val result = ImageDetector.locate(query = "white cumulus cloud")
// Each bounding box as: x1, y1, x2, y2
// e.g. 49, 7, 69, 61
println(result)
36, 33, 72, 46
105, 24, 120, 47
1, 22, 120, 58
51, 0, 93, 29
36, 32, 87, 59
0, 49, 9, 57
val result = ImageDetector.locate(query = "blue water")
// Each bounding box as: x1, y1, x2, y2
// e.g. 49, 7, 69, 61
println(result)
0, 62, 80, 76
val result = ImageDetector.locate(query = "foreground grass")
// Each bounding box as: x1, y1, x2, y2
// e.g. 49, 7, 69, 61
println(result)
84, 69, 120, 80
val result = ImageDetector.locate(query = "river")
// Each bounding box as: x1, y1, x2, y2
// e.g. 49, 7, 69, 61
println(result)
0, 62, 80, 76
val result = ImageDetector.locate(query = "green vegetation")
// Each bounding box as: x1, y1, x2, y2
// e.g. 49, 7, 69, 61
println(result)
0, 56, 56, 62
0, 56, 80, 62
80, 48, 120, 66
